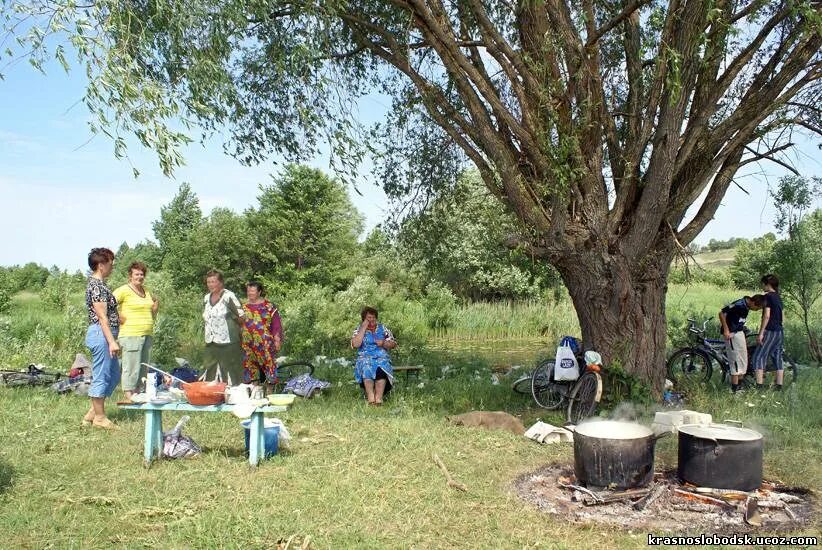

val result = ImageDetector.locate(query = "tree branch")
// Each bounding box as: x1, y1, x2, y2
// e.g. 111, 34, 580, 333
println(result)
585, 0, 653, 48
739, 143, 799, 175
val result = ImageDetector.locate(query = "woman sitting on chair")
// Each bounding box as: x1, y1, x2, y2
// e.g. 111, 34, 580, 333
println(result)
351, 306, 397, 405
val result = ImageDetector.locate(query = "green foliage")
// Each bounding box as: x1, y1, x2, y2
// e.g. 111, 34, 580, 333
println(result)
730, 233, 777, 289
772, 210, 822, 361
114, 241, 163, 278
422, 282, 457, 331
246, 165, 364, 291
396, 171, 560, 301
151, 315, 182, 368
162, 207, 257, 291
0, 263, 51, 293
41, 271, 86, 311
153, 182, 203, 264
770, 175, 822, 233
669, 265, 736, 288
0, 287, 10, 314
705, 237, 747, 252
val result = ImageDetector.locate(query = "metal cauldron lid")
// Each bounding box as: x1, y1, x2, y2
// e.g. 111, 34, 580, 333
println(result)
574, 420, 653, 440
678, 423, 762, 441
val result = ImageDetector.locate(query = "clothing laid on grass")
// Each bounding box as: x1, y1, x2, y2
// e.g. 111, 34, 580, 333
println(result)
85, 276, 120, 398
113, 284, 156, 391
241, 300, 283, 384
352, 324, 395, 392
203, 290, 244, 384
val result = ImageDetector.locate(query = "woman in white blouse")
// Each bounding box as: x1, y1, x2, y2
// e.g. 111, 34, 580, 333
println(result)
202, 270, 244, 384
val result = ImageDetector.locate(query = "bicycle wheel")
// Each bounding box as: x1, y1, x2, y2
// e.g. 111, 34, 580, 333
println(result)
531, 360, 564, 410
567, 371, 601, 424
512, 372, 533, 395
666, 348, 713, 389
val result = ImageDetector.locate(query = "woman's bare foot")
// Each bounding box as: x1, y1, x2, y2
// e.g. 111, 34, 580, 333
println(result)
92, 416, 118, 430
81, 408, 96, 426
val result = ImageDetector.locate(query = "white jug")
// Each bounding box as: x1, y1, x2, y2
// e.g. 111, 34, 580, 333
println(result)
225, 383, 253, 405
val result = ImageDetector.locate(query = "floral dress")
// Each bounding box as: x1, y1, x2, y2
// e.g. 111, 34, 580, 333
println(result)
241, 300, 283, 383
352, 324, 395, 388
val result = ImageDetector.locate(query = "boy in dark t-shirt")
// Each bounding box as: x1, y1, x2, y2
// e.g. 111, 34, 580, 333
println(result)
719, 295, 764, 393
752, 274, 785, 390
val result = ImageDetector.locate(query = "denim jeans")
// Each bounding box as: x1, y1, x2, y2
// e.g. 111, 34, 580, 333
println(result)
86, 324, 121, 398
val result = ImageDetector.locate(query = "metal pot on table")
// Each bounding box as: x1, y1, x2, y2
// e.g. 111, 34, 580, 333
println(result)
677, 423, 763, 491
573, 420, 669, 489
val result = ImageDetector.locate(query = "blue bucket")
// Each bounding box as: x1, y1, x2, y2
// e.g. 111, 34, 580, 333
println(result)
240, 420, 280, 458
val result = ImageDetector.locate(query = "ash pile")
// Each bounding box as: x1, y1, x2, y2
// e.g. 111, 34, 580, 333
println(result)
515, 465, 814, 533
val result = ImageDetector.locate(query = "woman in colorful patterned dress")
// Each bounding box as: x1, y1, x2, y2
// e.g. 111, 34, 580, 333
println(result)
241, 280, 283, 388
351, 306, 397, 405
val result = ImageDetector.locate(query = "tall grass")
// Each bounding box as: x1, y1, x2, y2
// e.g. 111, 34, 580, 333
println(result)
1, 280, 819, 370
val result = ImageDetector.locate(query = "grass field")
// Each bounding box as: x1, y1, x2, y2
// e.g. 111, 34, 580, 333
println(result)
1, 359, 821, 548
1, 281, 820, 548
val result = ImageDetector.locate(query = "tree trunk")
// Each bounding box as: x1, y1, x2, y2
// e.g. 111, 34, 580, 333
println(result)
555, 247, 673, 396
801, 306, 822, 363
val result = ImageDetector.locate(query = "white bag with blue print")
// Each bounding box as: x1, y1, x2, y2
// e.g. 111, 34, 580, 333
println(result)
554, 343, 579, 381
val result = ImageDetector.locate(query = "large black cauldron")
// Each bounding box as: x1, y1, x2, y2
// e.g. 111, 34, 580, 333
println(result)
573, 420, 668, 489
678, 423, 763, 491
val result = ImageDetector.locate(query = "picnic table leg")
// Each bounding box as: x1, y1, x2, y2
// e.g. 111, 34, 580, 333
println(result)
143, 410, 163, 467
248, 411, 265, 467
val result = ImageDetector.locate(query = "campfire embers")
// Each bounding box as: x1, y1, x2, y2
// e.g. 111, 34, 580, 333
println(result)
514, 465, 813, 533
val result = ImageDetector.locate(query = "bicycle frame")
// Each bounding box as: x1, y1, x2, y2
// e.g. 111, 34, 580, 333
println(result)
681, 318, 794, 381
684, 318, 729, 373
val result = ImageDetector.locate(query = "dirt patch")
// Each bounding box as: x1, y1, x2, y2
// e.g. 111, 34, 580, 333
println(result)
514, 464, 815, 534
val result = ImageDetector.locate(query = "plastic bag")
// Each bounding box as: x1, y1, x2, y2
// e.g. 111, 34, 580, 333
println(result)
554, 343, 580, 381
283, 373, 331, 398
162, 415, 202, 459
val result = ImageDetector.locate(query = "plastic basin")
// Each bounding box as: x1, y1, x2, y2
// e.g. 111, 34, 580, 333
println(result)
240, 419, 280, 458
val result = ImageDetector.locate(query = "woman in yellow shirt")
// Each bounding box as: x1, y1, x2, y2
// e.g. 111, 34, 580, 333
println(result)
113, 261, 159, 399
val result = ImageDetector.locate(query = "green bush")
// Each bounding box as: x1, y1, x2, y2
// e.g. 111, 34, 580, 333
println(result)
0, 287, 10, 314
41, 272, 85, 311
152, 315, 182, 367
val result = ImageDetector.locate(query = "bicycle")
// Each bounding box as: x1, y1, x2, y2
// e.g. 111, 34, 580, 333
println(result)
0, 364, 64, 387
530, 353, 603, 424
666, 318, 798, 390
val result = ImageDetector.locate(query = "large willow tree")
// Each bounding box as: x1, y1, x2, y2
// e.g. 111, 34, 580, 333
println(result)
4, 0, 820, 389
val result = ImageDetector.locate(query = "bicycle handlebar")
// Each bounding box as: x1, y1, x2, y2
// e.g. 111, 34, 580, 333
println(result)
686, 318, 711, 336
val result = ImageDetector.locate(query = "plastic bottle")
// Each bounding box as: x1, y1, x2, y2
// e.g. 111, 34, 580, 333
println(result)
146, 372, 157, 399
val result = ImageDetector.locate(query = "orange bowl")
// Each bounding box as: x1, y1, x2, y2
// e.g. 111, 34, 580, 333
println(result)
182, 381, 227, 406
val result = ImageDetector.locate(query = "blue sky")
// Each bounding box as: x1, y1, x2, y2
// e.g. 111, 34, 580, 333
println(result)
0, 53, 819, 271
